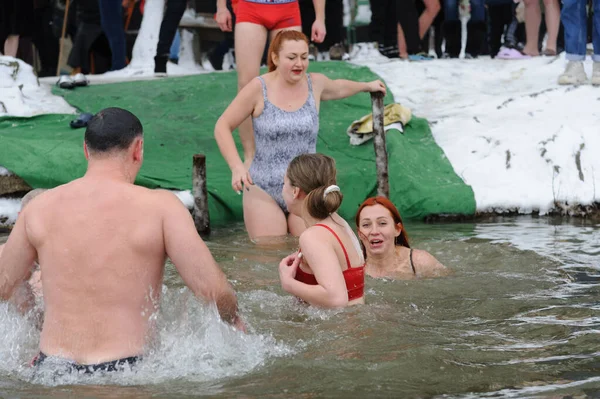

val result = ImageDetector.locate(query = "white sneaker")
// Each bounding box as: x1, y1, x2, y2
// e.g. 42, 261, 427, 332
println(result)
592, 62, 600, 86
72, 73, 89, 87
56, 75, 75, 89
558, 61, 588, 85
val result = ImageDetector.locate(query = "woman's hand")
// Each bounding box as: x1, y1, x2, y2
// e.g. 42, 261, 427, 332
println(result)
366, 80, 387, 96
279, 252, 301, 291
232, 164, 253, 193
216, 8, 233, 32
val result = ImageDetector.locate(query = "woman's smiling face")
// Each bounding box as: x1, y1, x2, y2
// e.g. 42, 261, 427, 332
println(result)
357, 204, 401, 256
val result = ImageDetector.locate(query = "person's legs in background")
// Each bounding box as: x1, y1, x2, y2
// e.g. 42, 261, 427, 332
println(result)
169, 30, 181, 63
465, 0, 487, 57
397, 0, 424, 57
419, 0, 441, 39
154, 0, 188, 73
442, 0, 461, 57
541, 0, 561, 54
369, 0, 399, 56
487, 0, 514, 57
522, 0, 542, 55
4, 36, 19, 57
558, 0, 587, 84
209, 0, 236, 70
32, 1, 59, 77
98, 0, 127, 70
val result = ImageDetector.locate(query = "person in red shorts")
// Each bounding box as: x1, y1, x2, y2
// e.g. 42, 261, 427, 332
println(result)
215, 0, 326, 179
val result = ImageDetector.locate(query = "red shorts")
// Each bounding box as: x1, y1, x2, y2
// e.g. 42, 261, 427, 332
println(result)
235, 0, 301, 31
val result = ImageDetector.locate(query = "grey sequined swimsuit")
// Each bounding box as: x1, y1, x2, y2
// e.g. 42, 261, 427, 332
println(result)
249, 74, 319, 211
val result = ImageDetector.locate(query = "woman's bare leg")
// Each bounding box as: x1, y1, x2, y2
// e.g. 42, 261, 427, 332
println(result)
243, 184, 289, 239
4, 35, 19, 57
542, 0, 560, 53
419, 0, 441, 39
522, 0, 541, 56
397, 23, 409, 58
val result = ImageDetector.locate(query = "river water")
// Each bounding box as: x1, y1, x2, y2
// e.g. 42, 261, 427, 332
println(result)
0, 216, 598, 398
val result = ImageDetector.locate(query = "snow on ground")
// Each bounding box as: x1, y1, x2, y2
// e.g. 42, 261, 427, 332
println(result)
0, 57, 75, 117
0, 198, 21, 226
352, 49, 600, 215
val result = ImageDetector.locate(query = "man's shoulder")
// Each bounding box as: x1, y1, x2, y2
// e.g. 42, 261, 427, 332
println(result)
132, 187, 189, 212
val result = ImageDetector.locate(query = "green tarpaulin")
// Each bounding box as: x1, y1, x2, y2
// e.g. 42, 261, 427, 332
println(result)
0, 62, 475, 225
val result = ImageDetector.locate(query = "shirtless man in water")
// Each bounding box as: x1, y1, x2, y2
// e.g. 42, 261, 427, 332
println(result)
0, 107, 243, 373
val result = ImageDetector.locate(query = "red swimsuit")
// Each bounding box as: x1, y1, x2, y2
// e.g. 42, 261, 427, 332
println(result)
294, 224, 365, 301
235, 0, 301, 31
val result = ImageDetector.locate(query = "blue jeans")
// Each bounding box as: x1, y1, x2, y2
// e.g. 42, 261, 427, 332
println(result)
170, 30, 181, 61
444, 0, 486, 21
561, 0, 600, 61
98, 0, 127, 70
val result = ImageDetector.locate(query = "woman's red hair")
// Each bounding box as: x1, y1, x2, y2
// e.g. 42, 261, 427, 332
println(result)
267, 30, 310, 72
355, 196, 410, 248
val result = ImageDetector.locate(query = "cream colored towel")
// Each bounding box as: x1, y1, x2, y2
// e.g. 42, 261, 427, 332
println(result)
347, 103, 412, 145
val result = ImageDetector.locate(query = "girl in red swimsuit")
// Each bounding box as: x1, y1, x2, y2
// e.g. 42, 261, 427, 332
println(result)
278, 153, 365, 307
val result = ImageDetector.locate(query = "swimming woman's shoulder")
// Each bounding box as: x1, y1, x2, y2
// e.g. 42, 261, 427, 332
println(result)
412, 249, 448, 276
299, 225, 330, 245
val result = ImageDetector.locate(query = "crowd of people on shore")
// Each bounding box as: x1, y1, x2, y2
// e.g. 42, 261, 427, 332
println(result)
1, 0, 598, 84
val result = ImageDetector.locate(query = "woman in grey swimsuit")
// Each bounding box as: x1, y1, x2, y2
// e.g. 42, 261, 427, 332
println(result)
355, 196, 448, 279
215, 30, 386, 240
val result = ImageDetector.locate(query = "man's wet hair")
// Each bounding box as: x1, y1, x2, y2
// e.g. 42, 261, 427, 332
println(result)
84, 107, 143, 153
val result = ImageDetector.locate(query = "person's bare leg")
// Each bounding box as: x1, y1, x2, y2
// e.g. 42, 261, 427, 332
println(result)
235, 23, 268, 165
542, 0, 560, 53
397, 23, 409, 59
287, 213, 306, 237
243, 184, 289, 240
522, 0, 541, 55
419, 0, 441, 39
4, 35, 20, 57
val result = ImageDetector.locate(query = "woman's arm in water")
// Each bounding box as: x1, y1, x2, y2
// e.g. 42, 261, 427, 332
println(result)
311, 73, 387, 102
279, 229, 348, 308
412, 249, 450, 278
214, 78, 261, 192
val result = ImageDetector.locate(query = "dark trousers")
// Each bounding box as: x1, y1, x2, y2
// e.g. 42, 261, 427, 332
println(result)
156, 0, 188, 58
32, 4, 59, 77
300, 0, 344, 49
98, 0, 126, 70
487, 2, 514, 56
368, 0, 397, 47
396, 0, 421, 53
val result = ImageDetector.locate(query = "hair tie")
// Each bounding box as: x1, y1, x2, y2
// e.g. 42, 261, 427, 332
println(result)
323, 185, 340, 199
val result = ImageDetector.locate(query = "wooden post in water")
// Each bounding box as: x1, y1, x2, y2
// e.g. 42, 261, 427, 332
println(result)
370, 92, 389, 198
192, 154, 210, 236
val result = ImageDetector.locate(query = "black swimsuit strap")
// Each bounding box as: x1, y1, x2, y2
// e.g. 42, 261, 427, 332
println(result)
409, 248, 416, 274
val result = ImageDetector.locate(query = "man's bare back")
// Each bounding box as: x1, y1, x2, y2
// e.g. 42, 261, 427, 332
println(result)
0, 108, 241, 367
